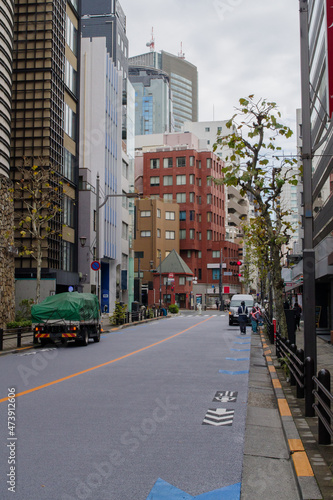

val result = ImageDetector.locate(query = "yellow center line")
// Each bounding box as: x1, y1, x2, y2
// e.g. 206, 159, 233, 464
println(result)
0, 316, 213, 403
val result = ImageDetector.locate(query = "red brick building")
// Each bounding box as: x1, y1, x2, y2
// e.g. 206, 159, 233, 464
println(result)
138, 141, 242, 307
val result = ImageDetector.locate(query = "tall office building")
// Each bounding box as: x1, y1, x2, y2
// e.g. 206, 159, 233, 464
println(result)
81, 0, 136, 311
129, 50, 198, 132
0, 0, 15, 326
81, 0, 128, 79
78, 36, 123, 312
128, 66, 172, 135
11, 0, 81, 301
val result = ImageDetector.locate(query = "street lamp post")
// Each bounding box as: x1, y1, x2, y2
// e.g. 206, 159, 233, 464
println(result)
299, 1, 317, 370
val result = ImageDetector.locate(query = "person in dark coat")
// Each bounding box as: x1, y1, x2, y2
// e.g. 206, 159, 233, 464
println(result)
238, 301, 248, 335
293, 302, 302, 330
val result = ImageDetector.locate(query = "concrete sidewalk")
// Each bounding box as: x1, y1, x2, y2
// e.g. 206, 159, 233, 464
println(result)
243, 326, 333, 500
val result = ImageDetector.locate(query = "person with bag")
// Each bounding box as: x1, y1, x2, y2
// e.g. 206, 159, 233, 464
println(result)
251, 307, 260, 333
238, 301, 248, 335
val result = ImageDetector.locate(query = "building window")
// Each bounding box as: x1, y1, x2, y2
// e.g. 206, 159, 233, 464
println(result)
163, 157, 173, 168
189, 210, 195, 221
163, 175, 173, 186
197, 196, 202, 205
179, 211, 186, 221
150, 158, 160, 169
205, 127, 210, 132
207, 194, 212, 204
198, 269, 202, 280
207, 158, 212, 168
64, 104, 76, 139
190, 229, 195, 239
62, 241, 74, 272
179, 277, 185, 285
207, 176, 212, 186
176, 192, 186, 203
189, 192, 195, 203
179, 229, 186, 239
150, 176, 160, 186
187, 250, 191, 258
207, 212, 212, 222
66, 15, 77, 55
198, 251, 202, 258
207, 230, 212, 240
163, 193, 173, 202
141, 210, 151, 217
166, 211, 175, 220
166, 231, 175, 240
212, 250, 220, 258
157, 229, 161, 237
176, 157, 186, 167
63, 196, 74, 227
189, 174, 195, 184
189, 156, 194, 166
63, 149, 75, 182
122, 222, 128, 239
217, 126, 222, 134
140, 230, 151, 237
65, 59, 77, 95
157, 208, 161, 218
212, 269, 220, 280
198, 232, 202, 240
176, 175, 186, 185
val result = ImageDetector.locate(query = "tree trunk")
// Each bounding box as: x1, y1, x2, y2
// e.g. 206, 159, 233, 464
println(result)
271, 244, 287, 337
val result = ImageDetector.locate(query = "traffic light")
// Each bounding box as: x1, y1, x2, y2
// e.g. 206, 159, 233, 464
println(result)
237, 260, 242, 266
230, 261, 237, 266
171, 284, 174, 292
238, 247, 243, 258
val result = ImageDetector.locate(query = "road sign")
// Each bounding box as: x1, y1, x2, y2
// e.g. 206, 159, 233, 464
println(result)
91, 261, 100, 271
224, 272, 232, 276
168, 272, 175, 281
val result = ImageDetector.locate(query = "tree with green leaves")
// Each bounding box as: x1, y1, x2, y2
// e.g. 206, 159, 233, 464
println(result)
214, 96, 299, 336
13, 157, 63, 304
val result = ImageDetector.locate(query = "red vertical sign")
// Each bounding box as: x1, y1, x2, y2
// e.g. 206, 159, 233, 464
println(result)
326, 0, 333, 117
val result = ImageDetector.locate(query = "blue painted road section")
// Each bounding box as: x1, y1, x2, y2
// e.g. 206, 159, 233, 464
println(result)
226, 357, 250, 361
146, 478, 241, 499
219, 369, 249, 375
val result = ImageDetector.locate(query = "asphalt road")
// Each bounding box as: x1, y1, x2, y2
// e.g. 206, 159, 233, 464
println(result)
0, 312, 251, 500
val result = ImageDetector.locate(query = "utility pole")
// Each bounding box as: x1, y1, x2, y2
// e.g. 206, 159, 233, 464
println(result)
159, 252, 162, 311
299, 0, 317, 370
219, 249, 223, 311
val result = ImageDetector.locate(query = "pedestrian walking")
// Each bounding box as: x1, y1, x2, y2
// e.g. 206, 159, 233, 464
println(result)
250, 307, 260, 333
215, 299, 219, 310
293, 302, 302, 330
238, 301, 248, 335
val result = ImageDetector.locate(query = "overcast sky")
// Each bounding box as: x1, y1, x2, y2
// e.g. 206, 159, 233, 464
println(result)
122, 0, 301, 154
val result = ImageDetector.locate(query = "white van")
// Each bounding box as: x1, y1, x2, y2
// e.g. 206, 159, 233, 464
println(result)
228, 294, 254, 325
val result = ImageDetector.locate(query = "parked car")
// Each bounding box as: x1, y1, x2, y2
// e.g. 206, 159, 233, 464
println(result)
228, 294, 254, 325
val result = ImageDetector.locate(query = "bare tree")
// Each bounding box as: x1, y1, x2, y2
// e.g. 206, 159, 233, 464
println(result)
214, 96, 299, 336
14, 157, 63, 303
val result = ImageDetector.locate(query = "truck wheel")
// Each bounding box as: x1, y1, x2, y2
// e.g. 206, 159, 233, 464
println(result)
40, 338, 48, 346
81, 328, 89, 346
94, 329, 100, 343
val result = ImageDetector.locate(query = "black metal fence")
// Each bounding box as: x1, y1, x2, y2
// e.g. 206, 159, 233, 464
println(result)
0, 327, 33, 351
275, 332, 333, 445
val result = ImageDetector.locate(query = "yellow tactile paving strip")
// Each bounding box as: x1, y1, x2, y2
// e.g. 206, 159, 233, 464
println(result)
260, 334, 316, 482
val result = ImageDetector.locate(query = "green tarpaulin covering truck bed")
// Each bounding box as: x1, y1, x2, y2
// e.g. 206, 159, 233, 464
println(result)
31, 292, 99, 323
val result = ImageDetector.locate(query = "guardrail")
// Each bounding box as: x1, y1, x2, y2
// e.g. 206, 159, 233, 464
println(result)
0, 327, 33, 351
275, 332, 333, 445
261, 310, 275, 344
276, 333, 305, 398
313, 369, 333, 445
109, 307, 168, 326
